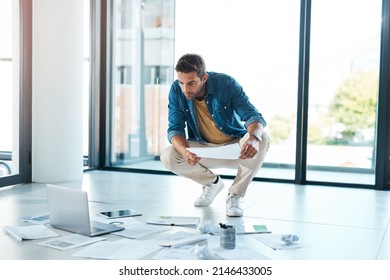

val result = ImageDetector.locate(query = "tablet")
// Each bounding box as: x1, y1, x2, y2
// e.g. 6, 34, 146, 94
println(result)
98, 209, 142, 219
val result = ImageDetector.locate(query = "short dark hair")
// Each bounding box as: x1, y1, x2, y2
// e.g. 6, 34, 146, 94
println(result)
175, 53, 206, 78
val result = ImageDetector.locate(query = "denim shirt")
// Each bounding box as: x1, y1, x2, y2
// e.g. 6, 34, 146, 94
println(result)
167, 71, 266, 143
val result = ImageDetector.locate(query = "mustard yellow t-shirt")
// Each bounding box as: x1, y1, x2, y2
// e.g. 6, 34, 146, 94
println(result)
194, 99, 235, 144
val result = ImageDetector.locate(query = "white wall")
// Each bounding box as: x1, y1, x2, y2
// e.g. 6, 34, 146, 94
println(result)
32, 0, 84, 183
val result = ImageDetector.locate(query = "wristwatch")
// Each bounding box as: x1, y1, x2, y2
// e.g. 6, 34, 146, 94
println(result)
249, 133, 262, 142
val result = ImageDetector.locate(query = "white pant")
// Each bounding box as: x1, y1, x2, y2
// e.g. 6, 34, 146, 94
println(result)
160, 131, 270, 197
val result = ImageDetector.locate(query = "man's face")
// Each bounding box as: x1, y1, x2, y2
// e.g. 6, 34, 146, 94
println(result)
177, 71, 207, 100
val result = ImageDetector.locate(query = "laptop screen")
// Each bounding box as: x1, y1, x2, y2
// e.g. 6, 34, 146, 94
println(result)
47, 184, 92, 236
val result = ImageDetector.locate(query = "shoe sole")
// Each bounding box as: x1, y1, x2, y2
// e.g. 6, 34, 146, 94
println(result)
226, 211, 243, 217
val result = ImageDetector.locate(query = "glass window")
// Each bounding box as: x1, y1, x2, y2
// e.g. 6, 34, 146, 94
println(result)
307, 0, 382, 184
109, 0, 175, 166
105, 0, 385, 187
0, 0, 19, 177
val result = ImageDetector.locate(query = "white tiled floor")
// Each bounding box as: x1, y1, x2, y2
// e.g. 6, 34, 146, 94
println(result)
1, 170, 390, 260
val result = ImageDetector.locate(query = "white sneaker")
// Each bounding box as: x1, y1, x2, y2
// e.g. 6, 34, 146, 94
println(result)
194, 176, 224, 207
226, 193, 243, 217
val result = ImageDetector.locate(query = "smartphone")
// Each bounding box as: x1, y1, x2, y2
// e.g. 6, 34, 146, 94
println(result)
98, 209, 142, 219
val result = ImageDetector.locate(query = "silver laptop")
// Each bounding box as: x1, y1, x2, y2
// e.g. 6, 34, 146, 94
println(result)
47, 184, 124, 237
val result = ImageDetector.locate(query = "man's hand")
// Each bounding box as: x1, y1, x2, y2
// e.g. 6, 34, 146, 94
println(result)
185, 150, 201, 165
171, 135, 201, 165
240, 137, 260, 160
240, 122, 263, 159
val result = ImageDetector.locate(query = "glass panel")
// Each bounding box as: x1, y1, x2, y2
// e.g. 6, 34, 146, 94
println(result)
0, 0, 19, 177
307, 0, 381, 184
174, 0, 300, 179
110, 0, 175, 166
